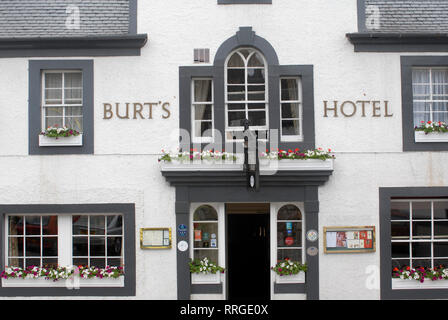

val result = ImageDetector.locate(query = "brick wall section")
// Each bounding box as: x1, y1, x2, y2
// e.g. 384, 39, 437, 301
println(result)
365, 0, 448, 33
0, 0, 130, 38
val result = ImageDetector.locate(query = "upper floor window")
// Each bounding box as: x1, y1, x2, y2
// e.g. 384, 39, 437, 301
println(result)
192, 79, 214, 143
225, 48, 268, 141
280, 78, 302, 141
42, 71, 83, 133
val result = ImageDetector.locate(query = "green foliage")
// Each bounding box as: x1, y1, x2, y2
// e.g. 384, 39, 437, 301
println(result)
189, 257, 225, 274
271, 259, 307, 276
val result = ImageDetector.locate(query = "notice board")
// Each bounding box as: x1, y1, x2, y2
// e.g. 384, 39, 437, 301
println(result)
323, 226, 376, 253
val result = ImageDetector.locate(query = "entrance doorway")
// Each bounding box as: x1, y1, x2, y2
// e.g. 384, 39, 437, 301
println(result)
226, 203, 270, 300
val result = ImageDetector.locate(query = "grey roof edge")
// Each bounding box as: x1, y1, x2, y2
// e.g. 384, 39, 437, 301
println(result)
346, 32, 448, 52
0, 33, 148, 57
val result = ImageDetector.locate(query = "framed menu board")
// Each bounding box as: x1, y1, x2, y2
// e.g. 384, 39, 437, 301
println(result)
140, 228, 172, 249
323, 226, 376, 253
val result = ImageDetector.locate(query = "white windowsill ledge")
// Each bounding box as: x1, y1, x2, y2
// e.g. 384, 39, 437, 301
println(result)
1, 276, 124, 288
191, 272, 222, 285
160, 159, 334, 172
275, 272, 305, 284
415, 131, 448, 143
392, 278, 448, 290
39, 134, 83, 147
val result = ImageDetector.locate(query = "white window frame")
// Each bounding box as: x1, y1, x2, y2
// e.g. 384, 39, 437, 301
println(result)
280, 77, 303, 142
391, 199, 448, 270
224, 48, 269, 142
41, 70, 84, 133
3, 213, 125, 288
191, 78, 214, 144
190, 203, 225, 289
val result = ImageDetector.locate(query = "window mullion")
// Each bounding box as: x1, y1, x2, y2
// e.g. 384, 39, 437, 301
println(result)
58, 215, 72, 267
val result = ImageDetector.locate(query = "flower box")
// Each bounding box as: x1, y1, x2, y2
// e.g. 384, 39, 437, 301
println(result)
261, 159, 334, 172
392, 278, 448, 290
39, 134, 83, 147
191, 272, 221, 284
275, 272, 305, 284
1, 276, 124, 288
160, 160, 243, 172
415, 131, 448, 143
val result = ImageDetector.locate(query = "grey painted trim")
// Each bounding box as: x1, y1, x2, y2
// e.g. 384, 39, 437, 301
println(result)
401, 56, 448, 151
274, 282, 306, 294
347, 33, 448, 52
169, 175, 327, 300
179, 27, 315, 152
29, 60, 94, 155
191, 283, 223, 294
128, 0, 138, 34
357, 0, 367, 32
379, 187, 448, 299
0, 203, 136, 297
218, 0, 271, 4
0, 34, 147, 58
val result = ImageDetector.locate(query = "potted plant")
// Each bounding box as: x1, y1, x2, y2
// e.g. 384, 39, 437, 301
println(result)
189, 257, 225, 284
260, 148, 334, 171
415, 121, 448, 142
39, 125, 83, 146
392, 265, 448, 289
159, 149, 239, 171
271, 259, 307, 283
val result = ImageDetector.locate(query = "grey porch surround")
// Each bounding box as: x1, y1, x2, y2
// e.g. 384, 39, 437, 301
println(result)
162, 169, 333, 300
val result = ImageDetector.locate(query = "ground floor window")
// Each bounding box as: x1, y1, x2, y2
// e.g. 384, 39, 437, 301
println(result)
192, 205, 219, 263
276, 204, 304, 263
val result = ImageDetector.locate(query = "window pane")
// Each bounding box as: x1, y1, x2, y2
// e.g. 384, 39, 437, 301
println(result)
90, 216, 105, 235
227, 69, 245, 84
46, 107, 63, 117
42, 237, 58, 256
413, 102, 431, 112
248, 85, 265, 101
90, 258, 106, 268
26, 238, 41, 257
432, 69, 448, 84
412, 259, 432, 268
90, 237, 105, 256
392, 242, 410, 258
278, 205, 301, 220
25, 216, 40, 235
412, 85, 430, 100
65, 106, 83, 116
413, 112, 430, 127
391, 202, 410, 220
45, 73, 62, 88
277, 222, 302, 248
45, 117, 64, 129
411, 242, 431, 257
412, 69, 430, 84
194, 121, 213, 138
391, 221, 410, 239
433, 102, 448, 111
193, 223, 218, 249
282, 120, 301, 136
107, 215, 123, 235
228, 111, 246, 127
434, 112, 448, 123
248, 103, 265, 110
434, 221, 448, 239
277, 249, 302, 263
434, 201, 448, 219
392, 259, 409, 270
73, 258, 88, 268
228, 52, 244, 68
64, 72, 82, 88
65, 117, 83, 132
434, 242, 448, 257
73, 216, 88, 235
248, 111, 266, 126
42, 258, 58, 268
412, 221, 431, 239
194, 80, 212, 102
9, 216, 23, 235
227, 86, 245, 102
42, 216, 57, 235
432, 86, 448, 100
107, 237, 123, 256
247, 69, 265, 84
107, 258, 123, 267
194, 105, 212, 121
248, 52, 264, 67
8, 237, 23, 257
412, 202, 431, 220
73, 236, 88, 256
281, 79, 299, 101
434, 259, 448, 268
9, 258, 23, 268
282, 103, 300, 119
193, 249, 218, 264
193, 205, 218, 221
45, 89, 63, 105
26, 258, 41, 268
64, 89, 82, 104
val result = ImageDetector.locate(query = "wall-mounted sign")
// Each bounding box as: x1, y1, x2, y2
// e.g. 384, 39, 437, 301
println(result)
177, 240, 189, 252
177, 224, 187, 237
306, 229, 318, 242
140, 228, 172, 249
323, 226, 376, 254
307, 246, 318, 256
323, 100, 393, 118
103, 102, 171, 120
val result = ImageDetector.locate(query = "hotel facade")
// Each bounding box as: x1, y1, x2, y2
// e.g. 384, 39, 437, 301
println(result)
0, 0, 448, 300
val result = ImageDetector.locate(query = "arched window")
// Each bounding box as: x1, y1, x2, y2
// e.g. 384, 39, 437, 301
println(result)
277, 205, 303, 262
225, 48, 268, 141
192, 205, 219, 263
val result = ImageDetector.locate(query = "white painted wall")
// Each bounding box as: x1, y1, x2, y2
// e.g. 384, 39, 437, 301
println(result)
0, 0, 447, 299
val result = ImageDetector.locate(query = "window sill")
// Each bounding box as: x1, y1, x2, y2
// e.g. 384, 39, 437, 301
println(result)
275, 272, 305, 284
392, 278, 448, 290
191, 273, 222, 285
414, 131, 448, 143
39, 134, 83, 147
1, 276, 124, 288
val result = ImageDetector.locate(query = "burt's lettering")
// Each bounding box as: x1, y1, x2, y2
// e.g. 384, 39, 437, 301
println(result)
103, 102, 171, 120
323, 100, 393, 118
